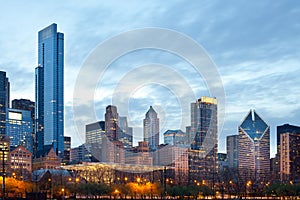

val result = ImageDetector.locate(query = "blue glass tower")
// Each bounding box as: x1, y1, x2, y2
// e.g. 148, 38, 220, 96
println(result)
35, 23, 64, 158
6, 108, 33, 153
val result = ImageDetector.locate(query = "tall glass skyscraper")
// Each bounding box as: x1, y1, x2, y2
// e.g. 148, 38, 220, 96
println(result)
0, 71, 10, 135
35, 23, 64, 158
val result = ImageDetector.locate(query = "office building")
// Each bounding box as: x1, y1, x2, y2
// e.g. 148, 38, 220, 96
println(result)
143, 106, 159, 151
226, 135, 239, 169
63, 136, 71, 164
118, 116, 133, 149
238, 110, 270, 180
6, 108, 33, 153
86, 121, 105, 161
280, 131, 300, 182
0, 71, 9, 135
164, 129, 187, 147
35, 23, 64, 158
105, 105, 118, 141
70, 144, 91, 163
187, 97, 218, 185
276, 124, 300, 181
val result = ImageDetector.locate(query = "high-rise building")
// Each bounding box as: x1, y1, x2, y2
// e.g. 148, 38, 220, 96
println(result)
188, 97, 218, 185
118, 116, 133, 149
0, 134, 10, 175
143, 106, 159, 151
105, 105, 118, 141
63, 136, 71, 164
12, 99, 36, 153
35, 23, 64, 158
86, 121, 105, 161
190, 97, 218, 151
226, 135, 239, 169
238, 110, 270, 180
0, 71, 9, 135
278, 127, 300, 182
164, 129, 187, 147
6, 108, 33, 153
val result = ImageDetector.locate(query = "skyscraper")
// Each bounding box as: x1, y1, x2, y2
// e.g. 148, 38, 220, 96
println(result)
105, 105, 118, 140
277, 124, 300, 182
188, 97, 218, 185
190, 97, 218, 151
35, 23, 64, 158
0, 71, 9, 135
143, 106, 159, 151
238, 110, 270, 180
226, 135, 239, 169
6, 108, 33, 153
86, 121, 105, 161
118, 116, 133, 149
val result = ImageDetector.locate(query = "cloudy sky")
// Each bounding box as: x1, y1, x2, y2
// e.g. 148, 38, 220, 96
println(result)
1, 1, 300, 157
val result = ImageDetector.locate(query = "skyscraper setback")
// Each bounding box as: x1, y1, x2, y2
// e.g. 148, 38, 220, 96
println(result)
35, 23, 64, 158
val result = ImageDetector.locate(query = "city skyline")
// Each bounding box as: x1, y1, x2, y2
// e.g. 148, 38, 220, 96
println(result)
1, 2, 300, 157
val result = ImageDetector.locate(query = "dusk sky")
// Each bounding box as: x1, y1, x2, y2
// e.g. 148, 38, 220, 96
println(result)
1, 1, 300, 157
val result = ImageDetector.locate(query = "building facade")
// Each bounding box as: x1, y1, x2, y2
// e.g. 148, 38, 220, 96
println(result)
10, 145, 33, 180
226, 135, 239, 169
12, 99, 35, 153
143, 106, 159, 151
280, 132, 300, 182
0, 71, 9, 135
6, 108, 33, 153
164, 129, 187, 147
238, 110, 270, 180
118, 116, 133, 149
105, 105, 118, 141
86, 121, 105, 161
35, 23, 64, 158
188, 97, 218, 185
63, 136, 71, 164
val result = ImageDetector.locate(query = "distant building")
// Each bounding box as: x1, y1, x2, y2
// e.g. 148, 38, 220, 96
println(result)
218, 153, 228, 173
164, 129, 187, 147
105, 105, 119, 140
70, 144, 91, 163
238, 110, 270, 180
188, 97, 218, 185
280, 132, 300, 182
143, 106, 159, 151
10, 145, 32, 180
102, 137, 125, 164
155, 145, 188, 185
6, 108, 33, 153
226, 135, 239, 169
118, 116, 133, 149
0, 71, 10, 135
12, 99, 35, 153
125, 142, 152, 166
277, 124, 300, 182
86, 121, 105, 161
35, 23, 64, 158
33, 146, 62, 170
63, 136, 71, 164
